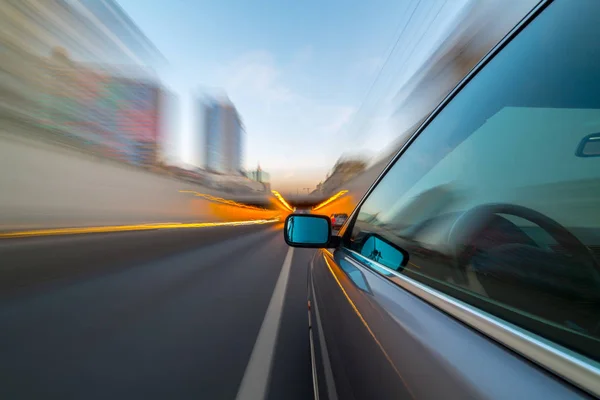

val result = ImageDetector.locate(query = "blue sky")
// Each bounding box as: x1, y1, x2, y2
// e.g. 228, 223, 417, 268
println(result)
116, 0, 466, 191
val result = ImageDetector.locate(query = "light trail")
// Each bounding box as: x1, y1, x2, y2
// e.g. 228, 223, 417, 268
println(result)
179, 190, 268, 211
312, 190, 349, 211
0, 218, 280, 239
271, 190, 295, 212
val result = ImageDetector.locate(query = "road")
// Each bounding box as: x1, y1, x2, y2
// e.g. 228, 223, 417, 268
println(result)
0, 223, 315, 399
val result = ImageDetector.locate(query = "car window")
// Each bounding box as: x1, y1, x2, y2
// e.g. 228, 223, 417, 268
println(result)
349, 0, 600, 362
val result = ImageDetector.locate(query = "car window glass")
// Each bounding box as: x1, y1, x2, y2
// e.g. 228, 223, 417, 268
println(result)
349, 0, 600, 361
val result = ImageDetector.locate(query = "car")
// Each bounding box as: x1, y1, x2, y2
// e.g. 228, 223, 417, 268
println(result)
283, 1, 600, 398
329, 213, 348, 230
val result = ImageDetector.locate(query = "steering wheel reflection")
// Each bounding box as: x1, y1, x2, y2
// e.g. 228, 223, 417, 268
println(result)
448, 203, 600, 333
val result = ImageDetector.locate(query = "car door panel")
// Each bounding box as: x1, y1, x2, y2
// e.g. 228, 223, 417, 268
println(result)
310, 247, 590, 399
311, 248, 411, 399
309, 253, 354, 400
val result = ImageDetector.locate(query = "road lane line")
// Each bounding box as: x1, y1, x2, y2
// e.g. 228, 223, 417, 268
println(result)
236, 246, 295, 400
310, 263, 338, 400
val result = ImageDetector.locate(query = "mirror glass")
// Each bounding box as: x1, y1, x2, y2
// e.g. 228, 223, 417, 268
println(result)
360, 234, 406, 271
285, 215, 329, 245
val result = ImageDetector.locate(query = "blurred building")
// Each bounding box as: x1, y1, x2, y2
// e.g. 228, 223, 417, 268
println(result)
110, 75, 163, 166
339, 0, 538, 197
0, 0, 164, 166
41, 48, 164, 166
165, 165, 207, 185
246, 164, 270, 183
72, 0, 163, 65
318, 156, 368, 194
246, 164, 271, 191
0, 0, 162, 67
202, 98, 244, 174
393, 0, 537, 135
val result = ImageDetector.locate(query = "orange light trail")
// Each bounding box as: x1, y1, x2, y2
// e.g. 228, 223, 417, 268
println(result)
271, 190, 295, 212
312, 190, 349, 211
179, 190, 268, 211
0, 218, 280, 239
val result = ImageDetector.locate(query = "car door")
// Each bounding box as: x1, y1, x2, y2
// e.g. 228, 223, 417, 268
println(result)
309, 1, 600, 398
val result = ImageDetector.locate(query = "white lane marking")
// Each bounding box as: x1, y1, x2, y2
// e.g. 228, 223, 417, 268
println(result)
308, 324, 320, 400
311, 270, 339, 400
236, 246, 295, 400
308, 304, 320, 400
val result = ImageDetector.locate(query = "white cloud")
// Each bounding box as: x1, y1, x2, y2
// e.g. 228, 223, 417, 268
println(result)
220, 51, 296, 111
212, 50, 367, 189
317, 106, 356, 135
218, 50, 357, 137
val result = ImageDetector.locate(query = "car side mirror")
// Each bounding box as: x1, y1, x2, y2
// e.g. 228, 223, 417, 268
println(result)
358, 233, 408, 271
284, 214, 339, 248
576, 133, 600, 157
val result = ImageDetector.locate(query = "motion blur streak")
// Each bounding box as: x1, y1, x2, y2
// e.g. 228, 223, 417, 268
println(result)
271, 190, 295, 212
179, 190, 268, 211
0, 218, 279, 239
312, 190, 349, 211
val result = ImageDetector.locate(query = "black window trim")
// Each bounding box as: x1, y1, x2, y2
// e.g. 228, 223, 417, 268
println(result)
337, 0, 600, 396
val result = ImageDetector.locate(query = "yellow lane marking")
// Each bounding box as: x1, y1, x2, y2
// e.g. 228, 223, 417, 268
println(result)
0, 218, 280, 239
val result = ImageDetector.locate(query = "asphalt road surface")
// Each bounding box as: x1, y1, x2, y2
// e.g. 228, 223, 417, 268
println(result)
0, 223, 315, 399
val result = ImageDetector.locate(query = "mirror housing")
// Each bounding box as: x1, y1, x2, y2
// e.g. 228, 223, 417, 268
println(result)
576, 133, 600, 157
284, 214, 339, 248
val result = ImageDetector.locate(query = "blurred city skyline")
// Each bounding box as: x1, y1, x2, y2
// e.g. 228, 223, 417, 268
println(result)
115, 0, 470, 191
0, 0, 537, 196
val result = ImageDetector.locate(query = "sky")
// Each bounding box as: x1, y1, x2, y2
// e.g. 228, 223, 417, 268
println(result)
116, 0, 468, 191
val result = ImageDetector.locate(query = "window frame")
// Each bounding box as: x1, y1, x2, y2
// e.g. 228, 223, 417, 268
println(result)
336, 0, 600, 396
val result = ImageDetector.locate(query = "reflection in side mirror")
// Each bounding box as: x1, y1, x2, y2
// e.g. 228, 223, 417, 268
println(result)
360, 234, 408, 271
284, 214, 331, 248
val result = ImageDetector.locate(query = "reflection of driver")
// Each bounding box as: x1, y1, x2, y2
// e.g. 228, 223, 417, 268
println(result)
368, 239, 382, 262
369, 249, 382, 262
287, 217, 294, 239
